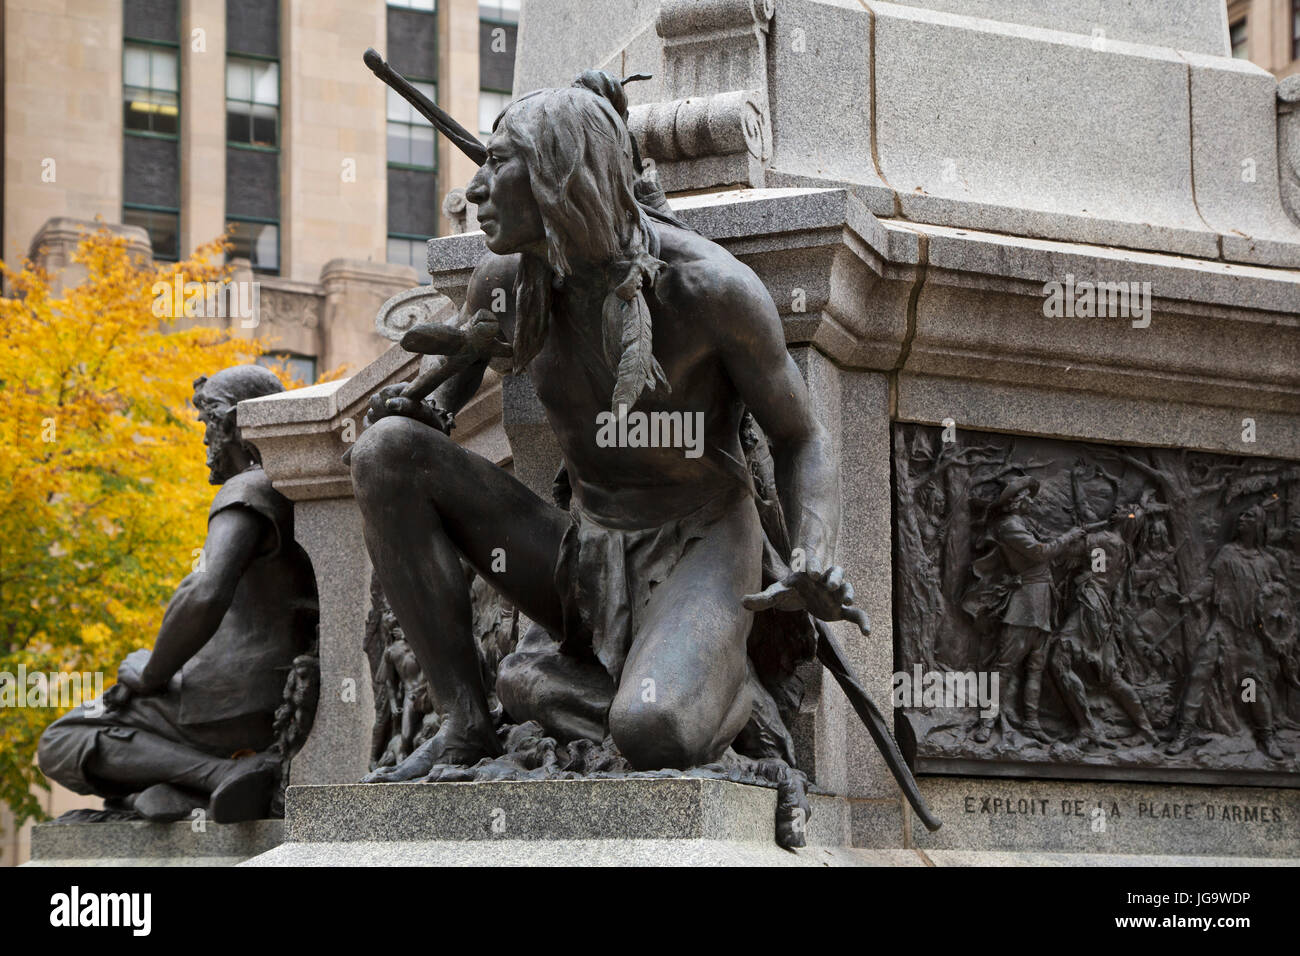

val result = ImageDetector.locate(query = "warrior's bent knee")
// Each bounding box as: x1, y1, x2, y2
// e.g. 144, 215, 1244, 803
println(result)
609, 698, 713, 771
351, 415, 444, 495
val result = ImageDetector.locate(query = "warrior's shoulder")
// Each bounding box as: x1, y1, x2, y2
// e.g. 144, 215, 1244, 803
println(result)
467, 252, 522, 302
655, 224, 766, 308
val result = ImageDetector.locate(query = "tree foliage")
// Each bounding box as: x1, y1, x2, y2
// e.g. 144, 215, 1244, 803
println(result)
0, 229, 285, 824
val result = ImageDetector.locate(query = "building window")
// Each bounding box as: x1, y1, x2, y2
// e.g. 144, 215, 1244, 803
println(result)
1293, 0, 1299, 60
1230, 19, 1248, 59
123, 43, 179, 135
123, 0, 180, 262
227, 57, 279, 148
226, 1, 280, 275
387, 0, 438, 264
387, 236, 431, 284
227, 219, 279, 273
387, 83, 438, 169
478, 89, 511, 139
258, 352, 316, 384
479, 0, 519, 23
389, 0, 436, 9
123, 207, 180, 260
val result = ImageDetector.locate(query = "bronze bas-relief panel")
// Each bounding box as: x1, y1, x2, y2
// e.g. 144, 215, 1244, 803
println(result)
893, 424, 1300, 787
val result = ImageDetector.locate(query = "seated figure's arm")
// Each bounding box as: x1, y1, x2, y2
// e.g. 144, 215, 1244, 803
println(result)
135, 506, 266, 693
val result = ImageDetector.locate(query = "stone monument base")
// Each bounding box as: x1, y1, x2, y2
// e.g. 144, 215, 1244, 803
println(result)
241, 778, 917, 866
912, 778, 1300, 860
24, 819, 284, 866
238, 778, 1299, 866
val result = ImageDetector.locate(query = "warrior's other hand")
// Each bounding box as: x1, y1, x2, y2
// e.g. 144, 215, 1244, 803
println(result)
742, 564, 870, 636
364, 383, 453, 433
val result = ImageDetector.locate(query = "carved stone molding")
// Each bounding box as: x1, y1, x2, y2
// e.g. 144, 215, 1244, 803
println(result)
260, 287, 322, 331
441, 187, 478, 235
375, 285, 459, 343
632, 0, 774, 191
1280, 76, 1300, 227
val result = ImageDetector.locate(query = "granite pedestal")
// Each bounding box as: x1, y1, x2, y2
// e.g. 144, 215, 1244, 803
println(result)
24, 819, 284, 867
242, 778, 903, 866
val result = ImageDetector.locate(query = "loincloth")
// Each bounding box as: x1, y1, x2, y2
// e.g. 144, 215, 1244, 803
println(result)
554, 485, 753, 683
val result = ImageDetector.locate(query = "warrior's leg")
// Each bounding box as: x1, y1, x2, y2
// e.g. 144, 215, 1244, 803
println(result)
608, 498, 762, 770
1105, 677, 1158, 744
1021, 634, 1053, 741
974, 626, 1032, 742
1167, 620, 1219, 754
351, 416, 569, 779
497, 625, 615, 744
1048, 647, 1095, 740
1243, 682, 1282, 759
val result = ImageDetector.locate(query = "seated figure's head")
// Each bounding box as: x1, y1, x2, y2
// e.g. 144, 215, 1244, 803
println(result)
192, 364, 285, 484
466, 85, 644, 273
1233, 505, 1266, 547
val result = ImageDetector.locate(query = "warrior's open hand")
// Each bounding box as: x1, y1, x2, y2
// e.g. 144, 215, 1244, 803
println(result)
742, 564, 870, 636
364, 383, 453, 434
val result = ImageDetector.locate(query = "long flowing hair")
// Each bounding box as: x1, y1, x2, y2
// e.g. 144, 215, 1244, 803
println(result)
495, 87, 668, 411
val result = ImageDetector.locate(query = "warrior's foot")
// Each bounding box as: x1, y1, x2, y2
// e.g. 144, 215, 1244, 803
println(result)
1021, 719, 1053, 744
1119, 729, 1160, 748
363, 717, 499, 783
772, 765, 812, 851
209, 755, 278, 823
1164, 734, 1192, 756
971, 721, 994, 744
1259, 734, 1284, 761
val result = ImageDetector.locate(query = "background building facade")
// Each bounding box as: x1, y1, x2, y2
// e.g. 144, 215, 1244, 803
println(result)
1227, 0, 1300, 76
0, 0, 516, 866
2, 0, 516, 381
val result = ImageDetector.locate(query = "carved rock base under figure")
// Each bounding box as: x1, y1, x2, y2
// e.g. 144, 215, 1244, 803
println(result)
369, 719, 814, 848
241, 777, 865, 867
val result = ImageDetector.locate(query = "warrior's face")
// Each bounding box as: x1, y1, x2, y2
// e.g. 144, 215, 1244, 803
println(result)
1009, 488, 1032, 513
466, 125, 546, 256
465, 88, 642, 274
1235, 511, 1261, 547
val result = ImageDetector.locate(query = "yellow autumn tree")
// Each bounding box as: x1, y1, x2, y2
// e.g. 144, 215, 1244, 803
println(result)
0, 228, 285, 824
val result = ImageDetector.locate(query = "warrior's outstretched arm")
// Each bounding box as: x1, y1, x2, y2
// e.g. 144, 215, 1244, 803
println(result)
711, 267, 839, 570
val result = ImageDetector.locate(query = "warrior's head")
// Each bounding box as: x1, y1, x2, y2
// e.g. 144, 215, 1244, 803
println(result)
1233, 505, 1266, 547
993, 475, 1039, 517
192, 364, 285, 484
466, 84, 645, 272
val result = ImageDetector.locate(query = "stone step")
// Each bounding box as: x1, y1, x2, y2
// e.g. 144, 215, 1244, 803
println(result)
242, 778, 863, 866
25, 819, 283, 867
